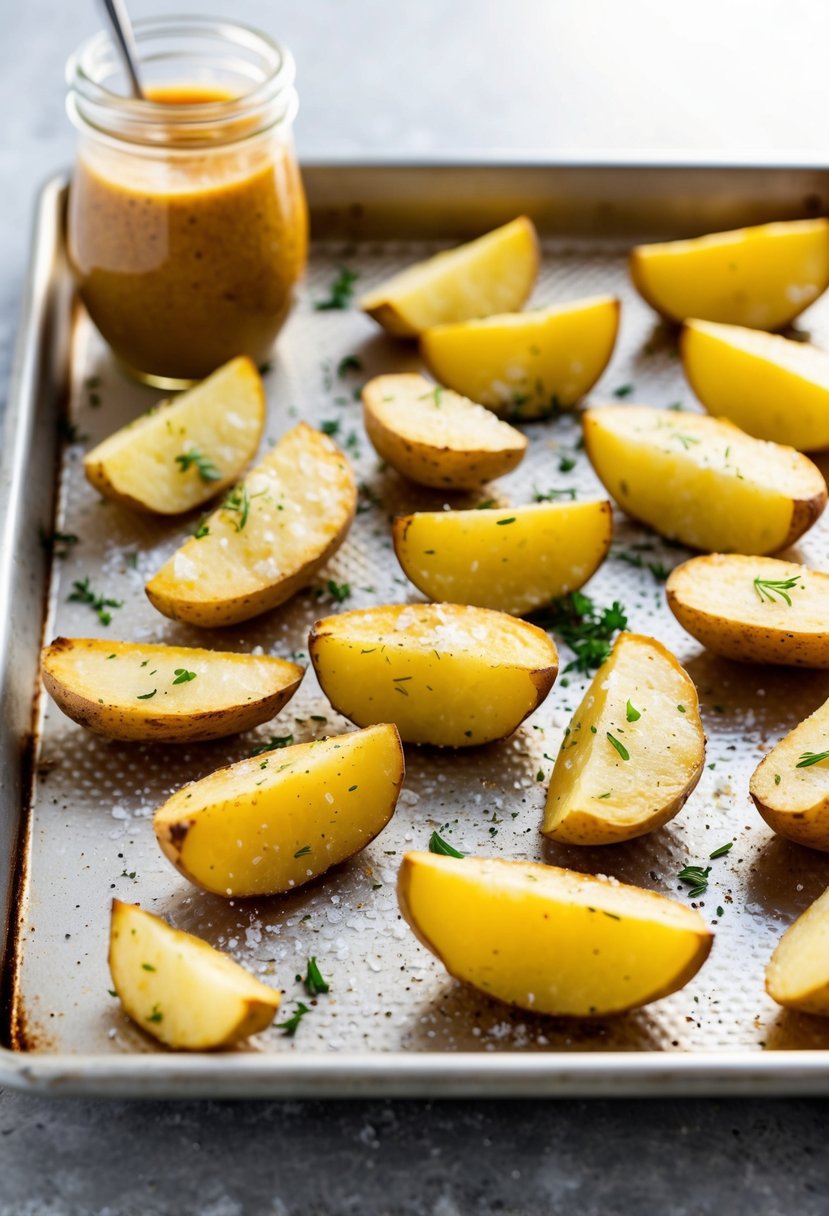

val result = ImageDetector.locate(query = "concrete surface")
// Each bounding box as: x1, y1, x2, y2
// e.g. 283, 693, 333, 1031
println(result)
3, 2, 829, 1212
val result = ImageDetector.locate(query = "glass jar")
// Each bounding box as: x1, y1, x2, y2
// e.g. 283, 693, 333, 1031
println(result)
66, 17, 308, 388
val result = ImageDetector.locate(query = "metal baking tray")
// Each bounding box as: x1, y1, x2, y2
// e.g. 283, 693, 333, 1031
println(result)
5, 160, 829, 1097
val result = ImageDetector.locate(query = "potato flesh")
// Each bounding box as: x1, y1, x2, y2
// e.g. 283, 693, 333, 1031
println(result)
309, 603, 558, 747
398, 853, 711, 1016
146, 422, 356, 626
750, 696, 829, 850
667, 553, 829, 667
362, 373, 526, 490
84, 357, 264, 514
420, 296, 619, 418
630, 219, 829, 329
543, 633, 705, 845
109, 900, 280, 1049
766, 888, 829, 1014
682, 320, 829, 451
392, 501, 612, 615
154, 724, 404, 897
360, 217, 538, 336
41, 638, 303, 742
584, 405, 826, 554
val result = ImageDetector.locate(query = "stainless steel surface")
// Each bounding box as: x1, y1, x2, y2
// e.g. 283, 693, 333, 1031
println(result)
96, 0, 145, 98
5, 163, 829, 1097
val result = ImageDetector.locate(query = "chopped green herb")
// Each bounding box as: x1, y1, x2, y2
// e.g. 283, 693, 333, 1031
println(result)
68, 577, 123, 626
136, 689, 157, 700
326, 579, 351, 603
607, 732, 630, 761
754, 574, 801, 607
428, 831, 465, 858
625, 700, 641, 723
314, 265, 358, 311
796, 750, 829, 768
673, 433, 701, 450
613, 549, 669, 582
337, 355, 363, 378
709, 843, 733, 859
175, 449, 221, 483
533, 487, 578, 502
678, 864, 711, 898
294, 844, 312, 858
534, 591, 627, 674
146, 1004, 163, 1024
496, 517, 516, 526
613, 384, 634, 398
172, 669, 197, 685
248, 734, 294, 757
320, 419, 341, 436
40, 529, 79, 559
194, 522, 210, 539
276, 1001, 311, 1035
558, 454, 577, 473
141, 962, 156, 972
304, 956, 330, 996
774, 774, 781, 785
221, 484, 251, 531
677, 704, 686, 713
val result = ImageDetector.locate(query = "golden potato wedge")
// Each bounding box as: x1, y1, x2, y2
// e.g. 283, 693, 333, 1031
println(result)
766, 888, 829, 1014
398, 853, 712, 1016
750, 697, 829, 849
420, 296, 620, 419
154, 724, 404, 897
667, 554, 829, 667
583, 405, 826, 554
84, 357, 265, 514
392, 501, 612, 615
681, 319, 829, 451
362, 373, 527, 490
630, 218, 829, 330
41, 637, 303, 743
360, 217, 539, 337
109, 900, 280, 1049
309, 603, 558, 747
542, 633, 705, 845
146, 422, 356, 627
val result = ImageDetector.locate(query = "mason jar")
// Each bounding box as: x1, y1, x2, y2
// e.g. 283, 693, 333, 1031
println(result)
65, 16, 308, 388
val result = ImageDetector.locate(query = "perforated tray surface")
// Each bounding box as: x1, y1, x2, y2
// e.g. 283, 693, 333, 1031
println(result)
13, 230, 829, 1066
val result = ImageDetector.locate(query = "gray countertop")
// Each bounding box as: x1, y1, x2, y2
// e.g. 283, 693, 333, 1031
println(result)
3, 2, 829, 1212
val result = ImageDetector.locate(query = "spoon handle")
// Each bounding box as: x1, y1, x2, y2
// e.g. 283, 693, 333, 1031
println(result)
96, 0, 144, 99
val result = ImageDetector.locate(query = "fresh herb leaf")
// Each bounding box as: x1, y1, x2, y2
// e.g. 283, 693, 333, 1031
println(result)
613, 384, 634, 398
754, 575, 801, 607
320, 419, 341, 436
337, 355, 363, 377
136, 689, 157, 700
534, 591, 628, 674
248, 734, 294, 757
146, 1004, 163, 1024
625, 700, 641, 723
222, 484, 251, 531
304, 957, 330, 996
709, 842, 733, 859
429, 831, 465, 858
175, 449, 221, 483
558, 454, 577, 473
606, 732, 630, 761
326, 579, 351, 603
172, 669, 197, 685
294, 844, 312, 858
533, 487, 578, 502
68, 577, 123, 626
678, 864, 711, 898
40, 529, 80, 559
276, 1002, 310, 1035
796, 750, 829, 768
315, 265, 358, 311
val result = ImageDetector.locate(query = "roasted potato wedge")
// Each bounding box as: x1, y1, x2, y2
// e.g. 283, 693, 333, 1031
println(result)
309, 603, 558, 747
542, 633, 705, 845
360, 217, 539, 337
154, 724, 404, 897
362, 373, 526, 490
750, 696, 829, 849
583, 405, 826, 554
667, 554, 829, 667
84, 357, 265, 514
392, 501, 612, 615
420, 296, 620, 419
146, 422, 356, 627
630, 218, 829, 330
766, 888, 829, 1014
681, 319, 829, 451
109, 900, 281, 1049
398, 853, 712, 1016
41, 637, 303, 743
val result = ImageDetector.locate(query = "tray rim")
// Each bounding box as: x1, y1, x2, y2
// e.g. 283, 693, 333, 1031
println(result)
5, 164, 829, 1098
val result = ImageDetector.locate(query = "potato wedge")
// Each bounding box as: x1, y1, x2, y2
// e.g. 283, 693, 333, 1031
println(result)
750, 697, 829, 849
681, 319, 829, 451
766, 888, 829, 1014
398, 853, 712, 1016
41, 637, 303, 743
309, 603, 558, 747
542, 633, 705, 845
667, 554, 829, 667
583, 405, 826, 554
392, 501, 612, 615
362, 373, 526, 490
109, 900, 280, 1049
84, 357, 265, 514
420, 296, 620, 419
360, 217, 539, 337
154, 724, 404, 897
146, 422, 356, 627
630, 218, 829, 330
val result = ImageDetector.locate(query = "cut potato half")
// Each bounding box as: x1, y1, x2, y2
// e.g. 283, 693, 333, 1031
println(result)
681, 319, 829, 451
583, 405, 826, 554
766, 888, 829, 1014
360, 217, 539, 337
667, 554, 829, 667
309, 603, 558, 747
543, 633, 705, 845
420, 296, 620, 419
362, 373, 526, 490
398, 853, 712, 1016
84, 357, 265, 514
630, 218, 829, 330
41, 637, 303, 743
109, 900, 281, 1049
392, 501, 612, 615
751, 696, 829, 850
146, 422, 357, 627
154, 724, 404, 898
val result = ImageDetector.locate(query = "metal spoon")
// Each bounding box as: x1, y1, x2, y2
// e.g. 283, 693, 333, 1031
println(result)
96, 0, 145, 99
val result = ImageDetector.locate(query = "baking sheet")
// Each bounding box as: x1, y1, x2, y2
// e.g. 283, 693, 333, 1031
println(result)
6, 166, 829, 1095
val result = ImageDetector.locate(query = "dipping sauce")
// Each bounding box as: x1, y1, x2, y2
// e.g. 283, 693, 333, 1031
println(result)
67, 82, 307, 386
